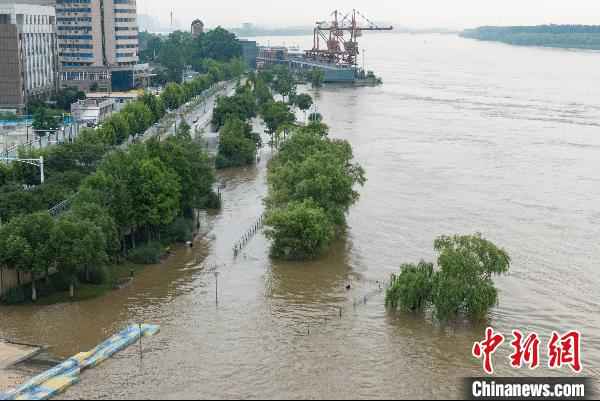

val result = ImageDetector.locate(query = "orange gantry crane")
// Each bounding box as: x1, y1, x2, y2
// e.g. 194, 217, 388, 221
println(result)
305, 9, 393, 67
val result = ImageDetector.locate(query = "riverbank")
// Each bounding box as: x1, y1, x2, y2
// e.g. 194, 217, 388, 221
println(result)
0, 77, 236, 307
461, 25, 600, 50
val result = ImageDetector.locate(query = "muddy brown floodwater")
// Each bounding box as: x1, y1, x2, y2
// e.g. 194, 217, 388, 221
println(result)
1, 33, 600, 399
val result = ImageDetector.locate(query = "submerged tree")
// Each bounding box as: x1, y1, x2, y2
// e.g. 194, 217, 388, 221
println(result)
264, 124, 366, 260
261, 101, 295, 139
293, 93, 313, 122
264, 199, 335, 260
385, 261, 434, 312
215, 118, 257, 169
385, 234, 511, 321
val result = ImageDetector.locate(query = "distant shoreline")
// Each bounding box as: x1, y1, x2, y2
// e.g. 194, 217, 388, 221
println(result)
461, 25, 600, 50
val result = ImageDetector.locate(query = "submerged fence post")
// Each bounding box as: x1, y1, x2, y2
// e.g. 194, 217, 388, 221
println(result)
138, 323, 143, 361
214, 271, 219, 306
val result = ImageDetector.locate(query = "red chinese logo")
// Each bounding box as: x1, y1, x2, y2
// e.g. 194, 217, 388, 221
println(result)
472, 327, 505, 375
510, 330, 540, 370
473, 328, 583, 374
548, 330, 583, 373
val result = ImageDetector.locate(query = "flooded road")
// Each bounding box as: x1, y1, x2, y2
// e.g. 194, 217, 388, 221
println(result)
1, 33, 600, 398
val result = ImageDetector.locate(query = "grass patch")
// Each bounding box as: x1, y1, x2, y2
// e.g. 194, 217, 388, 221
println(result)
1, 261, 154, 306
33, 284, 111, 306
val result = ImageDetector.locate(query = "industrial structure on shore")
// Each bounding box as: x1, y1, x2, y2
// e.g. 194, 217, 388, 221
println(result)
257, 9, 392, 83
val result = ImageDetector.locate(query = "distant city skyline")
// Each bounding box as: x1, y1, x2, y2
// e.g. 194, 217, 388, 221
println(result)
136, 0, 600, 31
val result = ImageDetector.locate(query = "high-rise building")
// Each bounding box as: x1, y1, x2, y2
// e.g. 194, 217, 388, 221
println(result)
56, 0, 140, 91
0, 0, 59, 113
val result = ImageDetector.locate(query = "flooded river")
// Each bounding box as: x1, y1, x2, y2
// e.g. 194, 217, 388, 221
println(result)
1, 33, 600, 398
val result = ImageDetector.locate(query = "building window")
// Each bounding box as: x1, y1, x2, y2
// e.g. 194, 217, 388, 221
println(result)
60, 52, 94, 58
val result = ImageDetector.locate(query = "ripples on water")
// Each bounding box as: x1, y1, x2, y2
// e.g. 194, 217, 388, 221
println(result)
1, 33, 599, 399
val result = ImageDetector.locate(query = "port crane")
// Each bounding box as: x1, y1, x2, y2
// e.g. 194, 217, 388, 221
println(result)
305, 9, 393, 67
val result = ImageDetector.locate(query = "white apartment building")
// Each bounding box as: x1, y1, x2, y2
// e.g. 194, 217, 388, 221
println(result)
71, 96, 115, 126
56, 0, 139, 90
0, 0, 58, 112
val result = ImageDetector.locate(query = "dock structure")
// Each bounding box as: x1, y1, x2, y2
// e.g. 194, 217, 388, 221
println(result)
257, 9, 392, 83
0, 341, 43, 370
257, 47, 358, 83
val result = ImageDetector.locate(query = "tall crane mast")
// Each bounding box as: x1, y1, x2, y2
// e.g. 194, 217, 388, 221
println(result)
305, 9, 393, 67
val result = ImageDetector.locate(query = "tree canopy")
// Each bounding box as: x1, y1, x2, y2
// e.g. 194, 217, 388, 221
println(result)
215, 118, 258, 169
139, 27, 242, 82
385, 234, 511, 321
461, 25, 600, 50
32, 107, 61, 136
264, 123, 366, 260
0, 49, 245, 303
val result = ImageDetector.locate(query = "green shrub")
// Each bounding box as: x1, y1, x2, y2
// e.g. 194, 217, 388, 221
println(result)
1, 286, 26, 305
385, 234, 511, 321
264, 200, 335, 260
385, 262, 434, 311
161, 217, 193, 244
215, 118, 257, 169
200, 191, 222, 210
51, 271, 76, 292
78, 266, 110, 285
127, 242, 163, 264
36, 277, 58, 298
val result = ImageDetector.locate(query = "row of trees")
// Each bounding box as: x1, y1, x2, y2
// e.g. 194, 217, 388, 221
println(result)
461, 26, 600, 50
0, 59, 243, 223
264, 122, 366, 260
212, 65, 353, 260
0, 59, 245, 302
213, 66, 310, 169
97, 59, 244, 147
212, 83, 261, 169
0, 130, 215, 301
139, 28, 243, 83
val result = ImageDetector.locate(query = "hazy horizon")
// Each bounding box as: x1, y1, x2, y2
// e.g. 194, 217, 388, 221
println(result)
137, 0, 600, 31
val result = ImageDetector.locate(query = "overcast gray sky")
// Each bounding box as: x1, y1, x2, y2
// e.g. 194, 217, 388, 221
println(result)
137, 0, 600, 30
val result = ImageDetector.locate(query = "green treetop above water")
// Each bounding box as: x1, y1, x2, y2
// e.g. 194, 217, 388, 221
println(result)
386, 233, 511, 321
